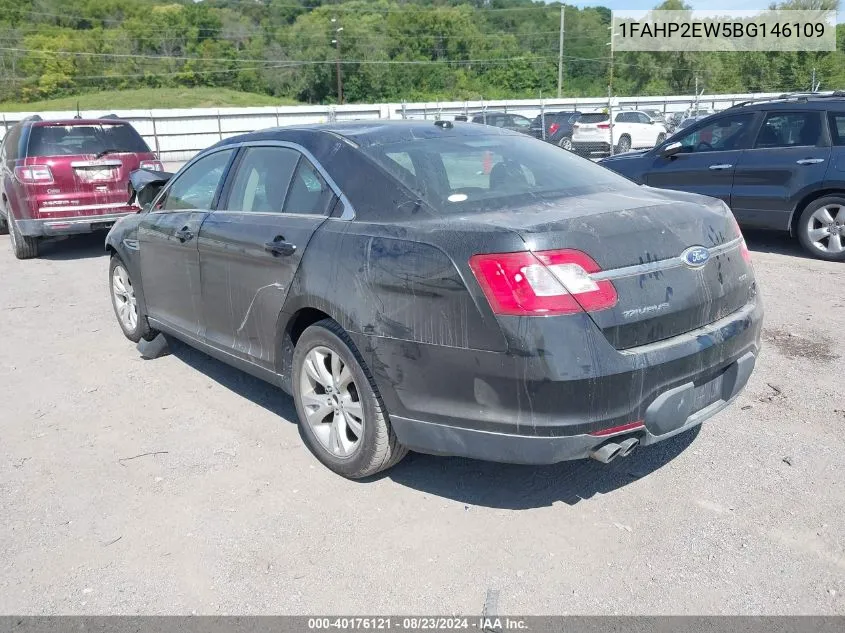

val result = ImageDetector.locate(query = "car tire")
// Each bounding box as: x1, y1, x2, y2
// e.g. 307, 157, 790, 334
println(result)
109, 255, 156, 342
558, 136, 573, 151
616, 135, 632, 153
656, 133, 666, 145
0, 213, 8, 236
797, 196, 845, 262
293, 319, 408, 479
8, 214, 38, 259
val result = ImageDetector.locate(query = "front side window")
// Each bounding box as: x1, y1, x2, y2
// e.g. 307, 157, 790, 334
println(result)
161, 149, 234, 212
674, 114, 753, 153
755, 112, 822, 148
508, 115, 531, 129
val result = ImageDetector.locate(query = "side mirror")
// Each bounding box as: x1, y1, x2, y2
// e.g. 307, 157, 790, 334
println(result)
661, 141, 683, 158
648, 120, 655, 124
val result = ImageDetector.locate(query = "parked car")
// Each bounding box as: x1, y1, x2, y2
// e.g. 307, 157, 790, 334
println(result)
470, 111, 534, 134
572, 110, 668, 156
106, 121, 761, 478
599, 94, 845, 261
529, 111, 581, 149
641, 109, 666, 125
676, 114, 711, 131
0, 115, 161, 259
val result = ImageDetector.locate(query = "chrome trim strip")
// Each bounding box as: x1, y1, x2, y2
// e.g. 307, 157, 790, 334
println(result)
70, 160, 123, 168
41, 212, 133, 227
39, 202, 131, 214
592, 237, 742, 281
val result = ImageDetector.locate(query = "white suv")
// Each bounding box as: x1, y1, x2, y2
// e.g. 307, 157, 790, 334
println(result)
572, 110, 668, 156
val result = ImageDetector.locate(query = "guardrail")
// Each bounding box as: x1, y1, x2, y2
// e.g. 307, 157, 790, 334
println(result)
0, 92, 784, 167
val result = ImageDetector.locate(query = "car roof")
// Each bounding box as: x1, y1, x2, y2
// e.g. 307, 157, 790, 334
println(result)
728, 93, 845, 111
214, 120, 521, 150
27, 118, 130, 126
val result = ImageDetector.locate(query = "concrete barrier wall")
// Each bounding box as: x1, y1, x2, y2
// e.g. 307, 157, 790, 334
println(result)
0, 92, 783, 168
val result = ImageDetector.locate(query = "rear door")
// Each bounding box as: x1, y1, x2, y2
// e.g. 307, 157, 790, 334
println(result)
634, 112, 657, 147
643, 112, 758, 205
24, 123, 155, 220
731, 110, 830, 230
198, 144, 335, 369
139, 147, 236, 337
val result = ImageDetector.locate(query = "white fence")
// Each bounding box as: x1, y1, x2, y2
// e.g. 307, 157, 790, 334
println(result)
0, 92, 783, 169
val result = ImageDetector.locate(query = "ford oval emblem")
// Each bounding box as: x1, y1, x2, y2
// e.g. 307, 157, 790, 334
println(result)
682, 246, 711, 268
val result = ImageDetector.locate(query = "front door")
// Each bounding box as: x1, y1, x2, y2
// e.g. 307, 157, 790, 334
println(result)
644, 112, 758, 206
198, 145, 335, 370
139, 148, 235, 337
731, 110, 830, 230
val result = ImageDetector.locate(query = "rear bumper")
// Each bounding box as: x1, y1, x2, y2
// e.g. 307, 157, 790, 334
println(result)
354, 298, 763, 465
390, 350, 756, 464
572, 141, 611, 155
16, 212, 135, 237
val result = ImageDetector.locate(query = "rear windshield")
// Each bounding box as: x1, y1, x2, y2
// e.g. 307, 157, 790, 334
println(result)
27, 123, 150, 157
578, 113, 609, 124
362, 133, 631, 214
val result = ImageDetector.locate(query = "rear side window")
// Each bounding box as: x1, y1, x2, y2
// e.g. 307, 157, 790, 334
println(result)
828, 113, 845, 146
1, 125, 22, 161
755, 112, 822, 148
283, 158, 335, 215
225, 146, 299, 213
27, 123, 150, 157
579, 113, 609, 124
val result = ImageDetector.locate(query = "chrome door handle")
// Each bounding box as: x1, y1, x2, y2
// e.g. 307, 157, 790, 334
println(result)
264, 237, 296, 257
708, 164, 733, 170
175, 227, 194, 242
796, 158, 825, 165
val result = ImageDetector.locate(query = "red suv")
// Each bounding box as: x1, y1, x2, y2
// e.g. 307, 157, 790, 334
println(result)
0, 116, 162, 259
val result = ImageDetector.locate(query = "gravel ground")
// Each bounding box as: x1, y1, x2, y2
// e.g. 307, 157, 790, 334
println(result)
0, 228, 843, 615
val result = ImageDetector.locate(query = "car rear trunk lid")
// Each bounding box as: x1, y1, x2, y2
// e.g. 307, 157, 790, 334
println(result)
473, 188, 754, 349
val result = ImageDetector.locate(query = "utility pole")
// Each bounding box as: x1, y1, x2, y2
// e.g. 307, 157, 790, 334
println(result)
557, 6, 565, 98
606, 25, 614, 98
331, 18, 344, 105
811, 67, 817, 92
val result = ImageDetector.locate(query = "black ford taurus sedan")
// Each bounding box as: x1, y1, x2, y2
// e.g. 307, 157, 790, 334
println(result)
105, 121, 762, 478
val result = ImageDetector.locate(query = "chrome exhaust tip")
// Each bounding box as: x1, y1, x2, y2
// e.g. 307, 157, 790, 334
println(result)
590, 442, 624, 463
617, 437, 639, 458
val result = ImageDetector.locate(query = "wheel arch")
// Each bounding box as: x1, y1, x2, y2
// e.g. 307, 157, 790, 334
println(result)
275, 306, 337, 393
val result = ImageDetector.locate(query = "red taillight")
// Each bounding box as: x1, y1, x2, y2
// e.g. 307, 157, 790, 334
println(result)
597, 123, 610, 129
469, 249, 618, 316
729, 213, 752, 263
140, 160, 164, 171
590, 421, 645, 437
15, 165, 54, 184
549, 122, 560, 135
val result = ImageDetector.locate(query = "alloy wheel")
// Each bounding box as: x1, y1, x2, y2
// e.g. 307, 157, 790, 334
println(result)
299, 345, 365, 458
807, 204, 845, 254
112, 264, 139, 332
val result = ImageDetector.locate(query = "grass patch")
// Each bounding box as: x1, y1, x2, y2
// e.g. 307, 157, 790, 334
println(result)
0, 87, 297, 113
